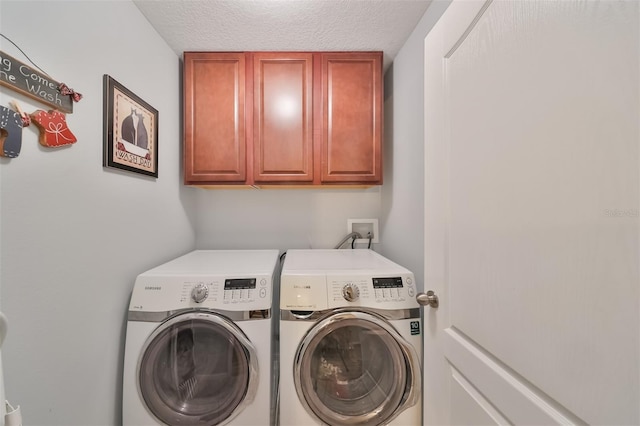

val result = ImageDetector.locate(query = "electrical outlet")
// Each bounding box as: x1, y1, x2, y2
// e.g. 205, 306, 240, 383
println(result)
347, 219, 379, 244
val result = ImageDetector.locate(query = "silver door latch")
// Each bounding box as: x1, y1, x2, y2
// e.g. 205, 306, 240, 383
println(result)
416, 290, 439, 308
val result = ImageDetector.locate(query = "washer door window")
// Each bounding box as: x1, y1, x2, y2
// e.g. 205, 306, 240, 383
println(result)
294, 311, 418, 425
138, 312, 258, 426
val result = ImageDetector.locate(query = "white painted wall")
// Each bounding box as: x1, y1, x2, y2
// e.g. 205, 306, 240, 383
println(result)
195, 188, 382, 250
0, 1, 196, 424
380, 0, 451, 290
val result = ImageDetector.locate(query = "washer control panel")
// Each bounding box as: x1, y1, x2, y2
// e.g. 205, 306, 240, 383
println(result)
327, 274, 418, 309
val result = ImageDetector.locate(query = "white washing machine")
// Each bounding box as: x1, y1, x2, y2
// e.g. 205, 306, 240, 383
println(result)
279, 249, 422, 426
123, 249, 280, 426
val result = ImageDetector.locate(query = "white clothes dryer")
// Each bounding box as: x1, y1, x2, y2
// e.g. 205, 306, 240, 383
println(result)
123, 250, 280, 426
279, 249, 422, 426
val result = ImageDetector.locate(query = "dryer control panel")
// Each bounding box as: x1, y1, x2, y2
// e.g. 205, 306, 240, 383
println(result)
130, 274, 272, 312
222, 278, 269, 304
181, 277, 270, 308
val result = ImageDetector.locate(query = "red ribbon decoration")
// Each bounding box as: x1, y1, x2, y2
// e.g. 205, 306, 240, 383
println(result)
58, 83, 82, 102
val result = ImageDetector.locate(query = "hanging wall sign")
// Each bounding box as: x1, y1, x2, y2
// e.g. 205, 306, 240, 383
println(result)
0, 50, 73, 113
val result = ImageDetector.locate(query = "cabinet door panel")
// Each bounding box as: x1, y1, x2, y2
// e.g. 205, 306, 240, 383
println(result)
321, 52, 382, 183
253, 53, 313, 182
184, 52, 246, 183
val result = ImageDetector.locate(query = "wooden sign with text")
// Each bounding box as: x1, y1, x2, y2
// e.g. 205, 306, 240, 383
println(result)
0, 50, 73, 113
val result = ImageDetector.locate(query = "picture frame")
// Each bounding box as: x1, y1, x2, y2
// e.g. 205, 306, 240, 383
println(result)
103, 75, 158, 177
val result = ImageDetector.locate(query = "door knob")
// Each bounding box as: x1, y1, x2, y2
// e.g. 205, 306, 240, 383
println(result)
416, 290, 439, 308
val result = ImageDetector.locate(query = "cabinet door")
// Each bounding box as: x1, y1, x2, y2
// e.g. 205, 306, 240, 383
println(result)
184, 52, 246, 184
320, 52, 382, 184
253, 53, 314, 182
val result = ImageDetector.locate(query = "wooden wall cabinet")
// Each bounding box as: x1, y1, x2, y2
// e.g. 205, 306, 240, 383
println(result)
320, 52, 383, 184
184, 52, 246, 183
253, 52, 315, 183
183, 51, 382, 187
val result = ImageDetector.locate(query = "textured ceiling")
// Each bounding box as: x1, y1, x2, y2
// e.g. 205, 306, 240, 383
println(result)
132, 0, 433, 70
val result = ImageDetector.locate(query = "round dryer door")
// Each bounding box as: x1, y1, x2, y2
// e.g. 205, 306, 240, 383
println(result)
137, 311, 258, 426
294, 310, 420, 426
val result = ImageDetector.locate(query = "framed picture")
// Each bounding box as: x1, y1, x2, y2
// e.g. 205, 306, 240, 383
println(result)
103, 75, 158, 177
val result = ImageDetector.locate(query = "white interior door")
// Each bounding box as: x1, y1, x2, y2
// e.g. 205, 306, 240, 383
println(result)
423, 1, 639, 425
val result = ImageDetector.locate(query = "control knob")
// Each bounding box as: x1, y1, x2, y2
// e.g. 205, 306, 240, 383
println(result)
342, 284, 360, 302
191, 283, 209, 303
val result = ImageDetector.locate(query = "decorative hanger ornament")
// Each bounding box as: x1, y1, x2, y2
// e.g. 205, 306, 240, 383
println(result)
0, 35, 81, 154
30, 109, 77, 147
0, 104, 23, 158
1, 34, 82, 113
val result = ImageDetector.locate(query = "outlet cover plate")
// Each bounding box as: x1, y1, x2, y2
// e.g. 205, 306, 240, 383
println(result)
347, 218, 379, 244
